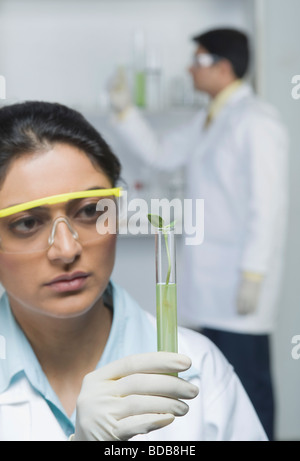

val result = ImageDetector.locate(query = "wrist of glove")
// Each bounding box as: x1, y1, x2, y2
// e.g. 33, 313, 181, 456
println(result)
71, 352, 199, 441
236, 272, 264, 316
110, 91, 132, 117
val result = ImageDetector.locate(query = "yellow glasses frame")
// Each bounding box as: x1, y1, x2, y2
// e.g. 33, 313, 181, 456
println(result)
0, 187, 122, 218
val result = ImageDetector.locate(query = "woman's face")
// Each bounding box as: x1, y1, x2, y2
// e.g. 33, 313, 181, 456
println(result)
0, 143, 117, 318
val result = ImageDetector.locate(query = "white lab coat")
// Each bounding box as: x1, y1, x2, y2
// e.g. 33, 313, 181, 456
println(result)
111, 84, 289, 334
0, 314, 267, 441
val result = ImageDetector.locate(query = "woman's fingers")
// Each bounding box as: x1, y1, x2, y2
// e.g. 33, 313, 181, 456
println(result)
115, 373, 199, 400
114, 413, 175, 441
116, 394, 190, 419
92, 352, 192, 381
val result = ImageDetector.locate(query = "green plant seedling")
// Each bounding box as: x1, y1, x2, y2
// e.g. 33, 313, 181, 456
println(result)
147, 214, 175, 286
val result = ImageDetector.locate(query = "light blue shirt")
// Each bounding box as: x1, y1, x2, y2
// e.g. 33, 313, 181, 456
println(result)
0, 281, 181, 438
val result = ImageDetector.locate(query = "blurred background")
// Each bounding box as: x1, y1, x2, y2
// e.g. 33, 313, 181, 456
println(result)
0, 0, 299, 440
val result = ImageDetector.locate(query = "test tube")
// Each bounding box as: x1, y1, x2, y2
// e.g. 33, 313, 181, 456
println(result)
155, 226, 178, 353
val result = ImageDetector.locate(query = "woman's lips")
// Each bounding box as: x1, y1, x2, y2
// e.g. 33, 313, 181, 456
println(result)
45, 272, 91, 293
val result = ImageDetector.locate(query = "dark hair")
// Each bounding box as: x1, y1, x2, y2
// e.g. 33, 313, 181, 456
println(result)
0, 101, 121, 187
192, 28, 249, 79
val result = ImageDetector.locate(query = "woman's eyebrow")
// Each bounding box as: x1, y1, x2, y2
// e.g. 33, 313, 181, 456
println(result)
86, 186, 108, 191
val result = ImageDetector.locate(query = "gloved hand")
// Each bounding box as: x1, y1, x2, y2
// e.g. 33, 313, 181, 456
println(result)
109, 67, 132, 117
72, 351, 199, 441
236, 272, 264, 315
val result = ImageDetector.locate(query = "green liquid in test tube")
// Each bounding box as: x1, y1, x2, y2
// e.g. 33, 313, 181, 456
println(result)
148, 215, 178, 372
156, 282, 178, 353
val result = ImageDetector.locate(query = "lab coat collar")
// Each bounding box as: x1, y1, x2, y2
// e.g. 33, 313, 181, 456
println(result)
199, 82, 253, 142
206, 81, 253, 119
222, 81, 253, 108
206, 79, 244, 123
0, 293, 48, 397
191, 82, 253, 164
204, 81, 253, 116
0, 293, 26, 394
0, 373, 31, 405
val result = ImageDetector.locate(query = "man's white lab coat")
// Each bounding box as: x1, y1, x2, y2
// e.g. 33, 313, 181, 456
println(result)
111, 84, 289, 334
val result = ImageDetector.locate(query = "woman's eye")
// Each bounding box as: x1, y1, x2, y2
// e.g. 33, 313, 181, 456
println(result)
77, 203, 98, 219
9, 216, 43, 234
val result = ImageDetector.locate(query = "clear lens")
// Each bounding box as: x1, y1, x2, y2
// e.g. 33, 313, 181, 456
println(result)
0, 195, 118, 254
193, 53, 220, 68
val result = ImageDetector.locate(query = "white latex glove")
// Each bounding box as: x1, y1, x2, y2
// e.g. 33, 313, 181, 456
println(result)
72, 352, 199, 441
109, 67, 132, 116
236, 272, 264, 315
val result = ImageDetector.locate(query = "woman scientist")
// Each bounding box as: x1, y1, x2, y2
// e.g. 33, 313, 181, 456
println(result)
0, 101, 266, 441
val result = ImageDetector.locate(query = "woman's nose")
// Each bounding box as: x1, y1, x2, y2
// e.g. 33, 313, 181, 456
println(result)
47, 218, 82, 263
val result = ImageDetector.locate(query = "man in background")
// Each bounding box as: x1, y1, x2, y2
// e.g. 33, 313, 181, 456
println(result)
109, 28, 289, 440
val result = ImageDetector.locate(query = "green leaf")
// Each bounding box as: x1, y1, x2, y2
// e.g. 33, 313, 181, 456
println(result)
164, 220, 176, 229
147, 214, 164, 228
147, 213, 175, 287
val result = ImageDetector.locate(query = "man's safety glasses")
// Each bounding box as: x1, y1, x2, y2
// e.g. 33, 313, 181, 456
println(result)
0, 188, 122, 254
192, 53, 222, 68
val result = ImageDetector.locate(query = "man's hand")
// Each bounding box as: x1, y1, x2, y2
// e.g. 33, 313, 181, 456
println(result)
72, 352, 199, 441
236, 272, 264, 315
109, 67, 132, 118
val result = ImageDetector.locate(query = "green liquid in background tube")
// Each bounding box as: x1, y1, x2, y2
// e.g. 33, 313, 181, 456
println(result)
134, 71, 146, 107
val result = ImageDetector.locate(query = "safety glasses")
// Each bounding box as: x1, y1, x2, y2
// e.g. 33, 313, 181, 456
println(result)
192, 53, 222, 68
0, 187, 122, 254
0, 187, 122, 218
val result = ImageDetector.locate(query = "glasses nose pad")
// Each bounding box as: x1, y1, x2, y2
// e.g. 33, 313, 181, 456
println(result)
48, 217, 79, 246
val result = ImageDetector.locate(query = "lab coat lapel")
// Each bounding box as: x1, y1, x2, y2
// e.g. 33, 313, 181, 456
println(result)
0, 401, 31, 441
194, 84, 253, 160
0, 379, 31, 441
0, 377, 67, 441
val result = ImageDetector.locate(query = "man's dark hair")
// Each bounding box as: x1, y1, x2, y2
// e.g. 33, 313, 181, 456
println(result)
0, 101, 121, 187
192, 28, 250, 78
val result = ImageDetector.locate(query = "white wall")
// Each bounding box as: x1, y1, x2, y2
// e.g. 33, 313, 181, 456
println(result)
258, 0, 300, 441
0, 0, 255, 111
